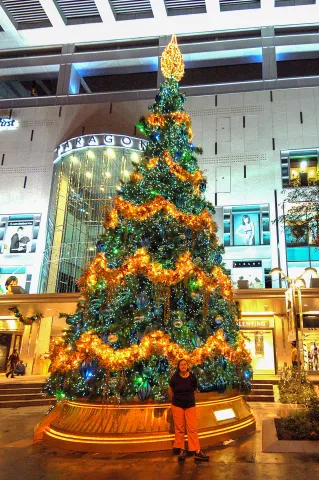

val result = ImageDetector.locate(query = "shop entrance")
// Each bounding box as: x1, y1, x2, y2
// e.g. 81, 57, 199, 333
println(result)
0, 333, 12, 372
242, 329, 275, 374
303, 330, 319, 372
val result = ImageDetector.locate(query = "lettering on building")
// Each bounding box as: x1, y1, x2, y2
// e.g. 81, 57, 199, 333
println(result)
238, 320, 270, 328
0, 118, 17, 128
55, 134, 148, 161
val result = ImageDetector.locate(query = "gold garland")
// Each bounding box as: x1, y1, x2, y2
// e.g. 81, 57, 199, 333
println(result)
78, 248, 232, 299
50, 329, 250, 373
146, 152, 204, 194
148, 112, 193, 140
104, 196, 216, 234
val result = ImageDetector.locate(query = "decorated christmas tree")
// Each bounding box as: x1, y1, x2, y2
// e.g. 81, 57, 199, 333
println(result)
45, 36, 252, 403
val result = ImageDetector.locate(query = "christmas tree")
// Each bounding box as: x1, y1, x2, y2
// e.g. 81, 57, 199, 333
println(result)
45, 36, 252, 403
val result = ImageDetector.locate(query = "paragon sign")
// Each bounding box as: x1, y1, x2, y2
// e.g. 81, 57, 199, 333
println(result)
55, 134, 148, 162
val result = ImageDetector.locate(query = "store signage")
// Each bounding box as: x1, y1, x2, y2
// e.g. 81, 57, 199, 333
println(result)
233, 261, 262, 268
0, 118, 17, 129
238, 319, 274, 329
0, 319, 24, 332
55, 134, 148, 161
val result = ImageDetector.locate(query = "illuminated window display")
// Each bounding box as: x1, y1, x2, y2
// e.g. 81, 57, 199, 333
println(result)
223, 204, 270, 247
40, 134, 144, 293
281, 148, 318, 188
0, 214, 41, 255
238, 317, 275, 374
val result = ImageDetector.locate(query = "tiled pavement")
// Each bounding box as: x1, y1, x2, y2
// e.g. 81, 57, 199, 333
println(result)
0, 403, 319, 480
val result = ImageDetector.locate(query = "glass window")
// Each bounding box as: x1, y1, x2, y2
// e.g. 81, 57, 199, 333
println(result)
223, 204, 270, 246
40, 138, 144, 293
281, 149, 318, 188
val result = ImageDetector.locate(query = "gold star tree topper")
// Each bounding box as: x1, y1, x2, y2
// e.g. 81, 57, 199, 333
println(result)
161, 34, 184, 81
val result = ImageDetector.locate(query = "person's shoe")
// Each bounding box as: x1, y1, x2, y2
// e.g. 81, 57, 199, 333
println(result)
194, 450, 209, 462
178, 449, 187, 462
5, 373, 9, 378
172, 447, 180, 455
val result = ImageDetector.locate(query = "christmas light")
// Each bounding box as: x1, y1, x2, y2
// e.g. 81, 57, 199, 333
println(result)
44, 34, 252, 404
161, 34, 184, 81
50, 329, 250, 373
104, 196, 217, 234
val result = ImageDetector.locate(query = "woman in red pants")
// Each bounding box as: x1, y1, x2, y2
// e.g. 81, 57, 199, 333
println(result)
168, 359, 209, 462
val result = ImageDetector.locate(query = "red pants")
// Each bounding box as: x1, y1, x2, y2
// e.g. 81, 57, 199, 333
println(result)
171, 405, 200, 452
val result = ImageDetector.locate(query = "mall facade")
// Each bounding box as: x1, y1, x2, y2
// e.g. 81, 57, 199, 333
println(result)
0, 1, 319, 376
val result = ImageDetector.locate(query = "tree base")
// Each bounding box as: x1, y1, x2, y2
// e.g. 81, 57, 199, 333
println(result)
36, 390, 256, 453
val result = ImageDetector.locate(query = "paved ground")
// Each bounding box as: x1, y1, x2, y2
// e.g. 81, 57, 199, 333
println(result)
0, 403, 319, 480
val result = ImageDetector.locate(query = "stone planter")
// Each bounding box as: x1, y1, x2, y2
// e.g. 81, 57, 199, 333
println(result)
263, 418, 319, 453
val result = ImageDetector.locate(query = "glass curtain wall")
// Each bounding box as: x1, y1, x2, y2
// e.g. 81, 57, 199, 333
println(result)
40, 145, 142, 293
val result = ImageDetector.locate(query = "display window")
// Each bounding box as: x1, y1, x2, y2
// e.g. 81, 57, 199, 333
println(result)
281, 148, 318, 188
243, 330, 275, 373
223, 204, 270, 247
0, 266, 32, 294
238, 317, 275, 374
303, 330, 319, 372
232, 266, 263, 289
0, 214, 41, 255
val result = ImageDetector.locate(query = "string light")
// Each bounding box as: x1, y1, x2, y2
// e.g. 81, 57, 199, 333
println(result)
104, 196, 216, 234
78, 249, 232, 299
50, 329, 250, 373
146, 152, 204, 192
161, 34, 184, 81
45, 34, 252, 403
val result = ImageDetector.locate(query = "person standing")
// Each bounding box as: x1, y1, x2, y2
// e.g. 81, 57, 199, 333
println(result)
6, 349, 19, 378
168, 359, 209, 462
291, 341, 298, 368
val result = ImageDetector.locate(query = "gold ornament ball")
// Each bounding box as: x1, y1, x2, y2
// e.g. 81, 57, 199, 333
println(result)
108, 334, 118, 343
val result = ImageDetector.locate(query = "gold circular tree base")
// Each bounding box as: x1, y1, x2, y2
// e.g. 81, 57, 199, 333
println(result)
36, 390, 255, 453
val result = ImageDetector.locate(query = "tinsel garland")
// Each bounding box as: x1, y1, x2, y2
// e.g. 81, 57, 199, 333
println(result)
50, 329, 250, 373
147, 113, 193, 140
146, 152, 203, 193
104, 196, 216, 234
78, 248, 232, 299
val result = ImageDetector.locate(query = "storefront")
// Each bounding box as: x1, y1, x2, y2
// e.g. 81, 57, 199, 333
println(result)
0, 318, 23, 372
301, 313, 319, 372
238, 315, 276, 374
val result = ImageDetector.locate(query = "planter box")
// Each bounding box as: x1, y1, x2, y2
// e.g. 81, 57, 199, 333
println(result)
262, 418, 319, 453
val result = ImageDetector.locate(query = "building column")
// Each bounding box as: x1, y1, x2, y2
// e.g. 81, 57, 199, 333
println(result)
32, 316, 53, 375
20, 321, 40, 375
261, 26, 277, 86
57, 64, 81, 96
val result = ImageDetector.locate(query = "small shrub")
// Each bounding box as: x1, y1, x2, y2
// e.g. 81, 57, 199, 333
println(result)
278, 366, 316, 405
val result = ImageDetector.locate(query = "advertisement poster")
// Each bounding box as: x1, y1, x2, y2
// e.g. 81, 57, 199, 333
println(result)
0, 267, 28, 295
0, 214, 41, 255
233, 211, 260, 246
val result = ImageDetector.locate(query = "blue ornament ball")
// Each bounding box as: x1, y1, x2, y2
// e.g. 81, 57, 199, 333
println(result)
136, 293, 149, 309
96, 240, 107, 252
138, 381, 152, 401
215, 254, 223, 265
199, 182, 207, 193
